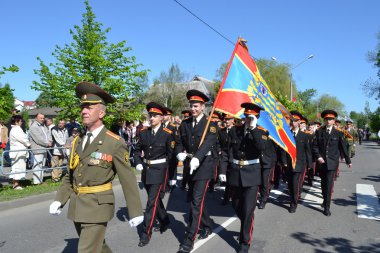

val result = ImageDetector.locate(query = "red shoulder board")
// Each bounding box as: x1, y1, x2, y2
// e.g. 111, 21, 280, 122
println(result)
163, 128, 173, 134
170, 123, 176, 127
106, 131, 121, 140
257, 126, 268, 133
335, 128, 343, 132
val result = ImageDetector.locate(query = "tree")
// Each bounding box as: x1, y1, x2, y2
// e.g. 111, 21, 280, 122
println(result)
32, 0, 148, 126
145, 64, 188, 115
0, 64, 19, 79
362, 31, 380, 101
213, 62, 228, 94
0, 83, 15, 121
35, 91, 55, 108
316, 94, 346, 118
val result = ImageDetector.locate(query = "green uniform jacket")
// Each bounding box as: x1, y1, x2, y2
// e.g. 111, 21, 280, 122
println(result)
54, 127, 143, 223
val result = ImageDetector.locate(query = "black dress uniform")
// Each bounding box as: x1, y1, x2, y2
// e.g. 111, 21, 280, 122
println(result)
163, 107, 178, 193
313, 110, 351, 216
227, 103, 267, 253
133, 102, 174, 246
180, 110, 192, 191
176, 90, 217, 253
287, 111, 312, 213
258, 137, 276, 209
218, 115, 234, 204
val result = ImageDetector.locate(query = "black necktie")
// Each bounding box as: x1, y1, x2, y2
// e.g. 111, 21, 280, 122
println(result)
83, 132, 92, 152
327, 128, 331, 135
293, 131, 296, 138
193, 119, 197, 127
152, 129, 155, 136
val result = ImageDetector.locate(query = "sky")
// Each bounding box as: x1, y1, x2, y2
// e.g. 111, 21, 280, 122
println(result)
1, 0, 379, 114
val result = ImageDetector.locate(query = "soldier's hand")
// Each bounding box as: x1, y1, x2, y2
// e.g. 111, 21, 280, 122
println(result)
135, 164, 143, 171
219, 174, 227, 182
49, 201, 62, 215
129, 215, 144, 227
176, 152, 187, 162
347, 163, 352, 168
190, 157, 200, 175
317, 157, 325, 164
169, 180, 177, 186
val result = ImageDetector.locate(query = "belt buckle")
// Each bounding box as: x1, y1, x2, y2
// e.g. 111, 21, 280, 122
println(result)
147, 160, 151, 165
239, 160, 245, 166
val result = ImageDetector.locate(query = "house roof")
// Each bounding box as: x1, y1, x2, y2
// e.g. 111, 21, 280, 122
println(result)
28, 107, 62, 117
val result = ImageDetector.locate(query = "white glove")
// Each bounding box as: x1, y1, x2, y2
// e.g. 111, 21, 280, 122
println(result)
129, 215, 144, 227
353, 144, 356, 147
219, 174, 226, 182
248, 115, 257, 129
135, 164, 143, 171
317, 157, 325, 164
190, 157, 200, 175
176, 152, 187, 162
169, 180, 177, 186
49, 201, 62, 215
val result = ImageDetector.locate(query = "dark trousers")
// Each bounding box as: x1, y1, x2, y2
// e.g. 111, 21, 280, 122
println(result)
231, 185, 259, 246
273, 164, 285, 186
259, 167, 274, 202
74, 222, 111, 253
143, 183, 168, 238
181, 159, 191, 189
287, 169, 305, 205
183, 179, 212, 244
320, 166, 336, 208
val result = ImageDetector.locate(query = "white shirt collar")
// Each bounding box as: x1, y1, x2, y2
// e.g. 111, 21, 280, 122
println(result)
86, 125, 104, 140
152, 124, 161, 134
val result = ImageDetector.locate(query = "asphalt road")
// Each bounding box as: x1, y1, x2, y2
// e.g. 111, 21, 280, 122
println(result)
0, 141, 379, 253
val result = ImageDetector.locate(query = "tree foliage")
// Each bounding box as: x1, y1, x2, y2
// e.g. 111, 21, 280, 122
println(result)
32, 0, 148, 126
362, 31, 380, 101
145, 64, 188, 115
0, 83, 15, 121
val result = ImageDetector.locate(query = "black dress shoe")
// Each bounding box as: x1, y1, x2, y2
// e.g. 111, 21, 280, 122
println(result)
258, 201, 266, 209
289, 204, 297, 213
323, 208, 331, 216
177, 243, 193, 253
138, 239, 149, 247
198, 228, 212, 239
238, 244, 250, 253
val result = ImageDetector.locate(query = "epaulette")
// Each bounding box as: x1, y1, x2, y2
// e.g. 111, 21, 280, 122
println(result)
163, 128, 173, 135
170, 123, 176, 127
257, 126, 268, 133
106, 130, 121, 140
140, 128, 147, 132
304, 130, 313, 135
335, 127, 343, 132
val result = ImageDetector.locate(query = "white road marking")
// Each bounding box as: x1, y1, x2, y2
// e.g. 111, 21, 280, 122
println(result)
192, 217, 238, 252
356, 184, 380, 220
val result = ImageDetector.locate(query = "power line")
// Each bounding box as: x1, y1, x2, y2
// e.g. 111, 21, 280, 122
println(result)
173, 0, 275, 70
173, 0, 235, 46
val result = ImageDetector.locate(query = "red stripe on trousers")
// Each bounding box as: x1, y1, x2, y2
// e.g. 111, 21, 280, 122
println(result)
248, 190, 259, 245
192, 180, 210, 241
147, 184, 163, 237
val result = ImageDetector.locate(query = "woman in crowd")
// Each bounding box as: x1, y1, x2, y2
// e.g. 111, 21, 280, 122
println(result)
9, 115, 31, 189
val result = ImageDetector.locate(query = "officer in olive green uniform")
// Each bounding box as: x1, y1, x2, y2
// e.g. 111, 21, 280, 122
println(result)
49, 82, 143, 253
345, 119, 356, 158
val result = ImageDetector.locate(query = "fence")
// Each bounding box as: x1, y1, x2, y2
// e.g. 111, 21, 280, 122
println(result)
0, 147, 68, 177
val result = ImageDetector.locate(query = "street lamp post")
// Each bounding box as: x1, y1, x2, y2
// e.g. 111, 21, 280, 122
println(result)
272, 54, 314, 100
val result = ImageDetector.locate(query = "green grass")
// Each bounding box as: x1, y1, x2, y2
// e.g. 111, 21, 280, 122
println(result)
0, 179, 61, 202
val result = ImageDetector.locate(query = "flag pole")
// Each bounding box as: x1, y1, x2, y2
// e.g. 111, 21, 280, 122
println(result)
198, 37, 247, 148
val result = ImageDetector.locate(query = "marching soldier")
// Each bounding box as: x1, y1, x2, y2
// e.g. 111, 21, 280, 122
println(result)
180, 110, 192, 191
134, 102, 174, 247
49, 82, 143, 253
175, 90, 217, 253
258, 136, 276, 209
163, 106, 179, 192
218, 114, 235, 205
345, 119, 356, 158
227, 102, 267, 253
313, 110, 352, 216
286, 111, 312, 213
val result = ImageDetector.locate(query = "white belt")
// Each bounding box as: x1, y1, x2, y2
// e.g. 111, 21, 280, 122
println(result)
205, 151, 211, 156
233, 159, 260, 166
143, 158, 167, 165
